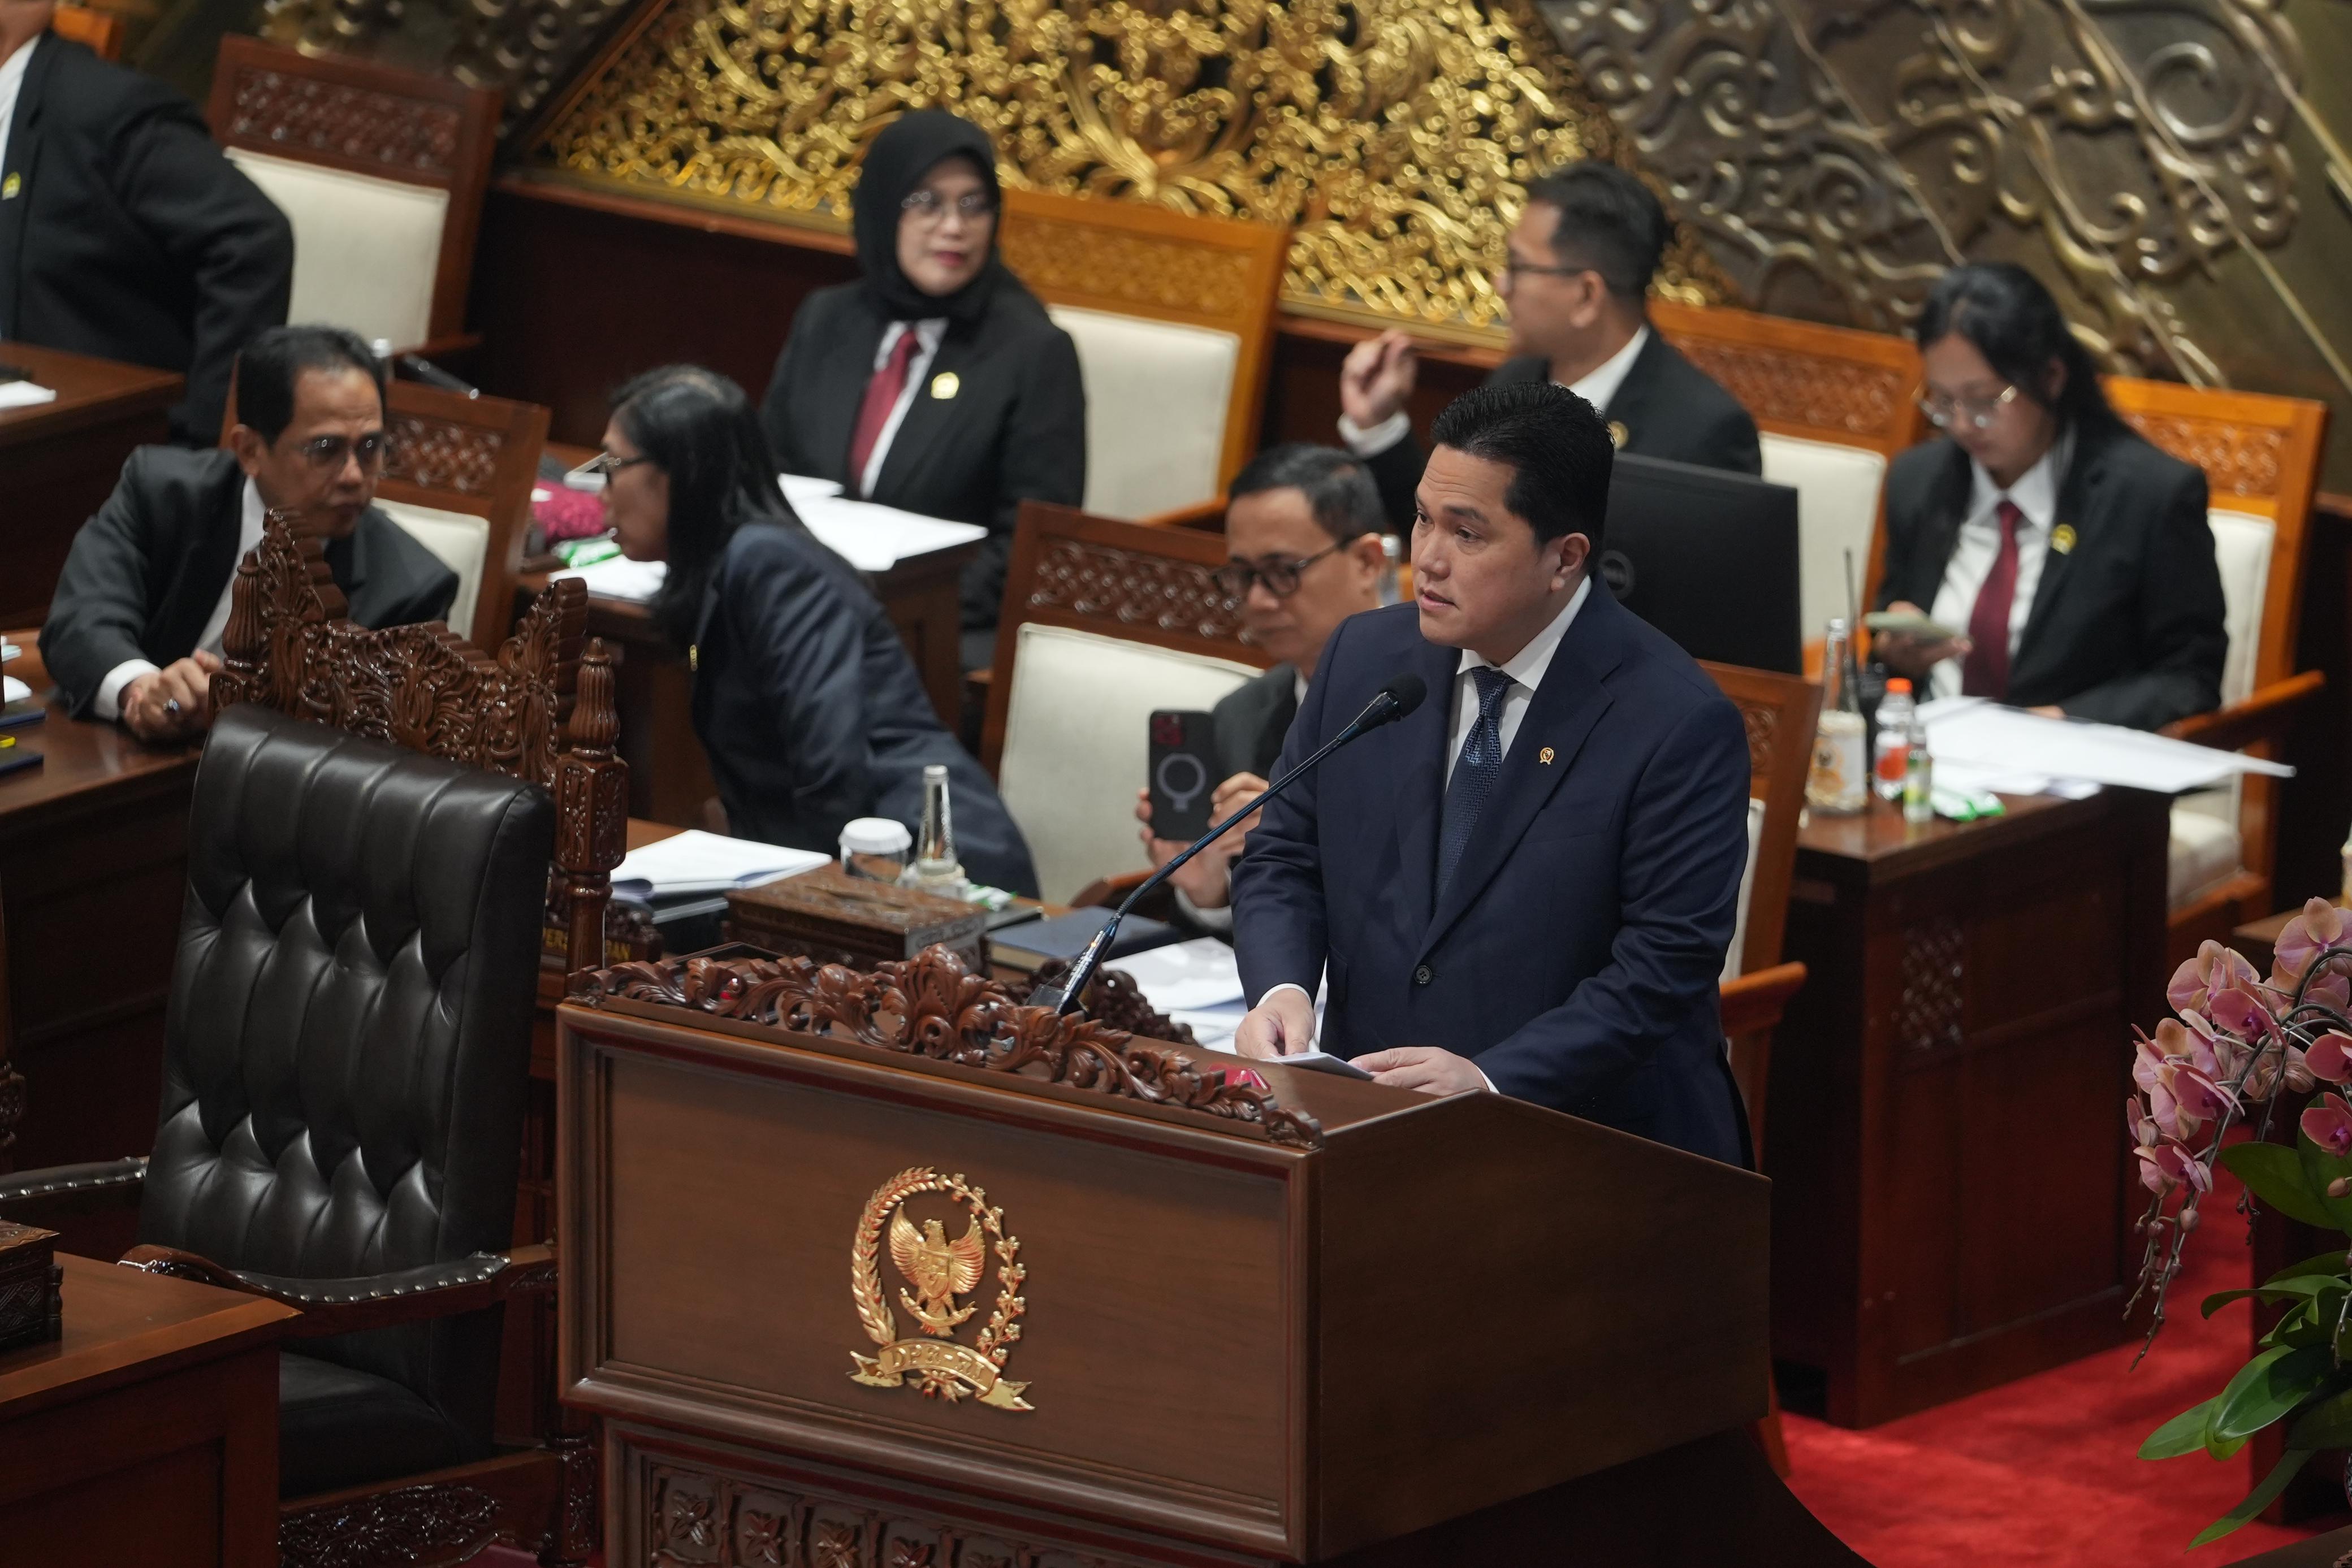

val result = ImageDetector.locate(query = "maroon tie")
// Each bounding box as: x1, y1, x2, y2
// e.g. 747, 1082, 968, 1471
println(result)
845, 328, 923, 496
1962, 499, 2024, 700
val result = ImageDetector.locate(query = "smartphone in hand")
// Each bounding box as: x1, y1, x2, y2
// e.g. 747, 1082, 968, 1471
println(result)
1147, 709, 1217, 842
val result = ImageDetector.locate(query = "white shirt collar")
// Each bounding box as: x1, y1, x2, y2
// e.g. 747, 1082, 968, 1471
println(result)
876, 318, 949, 366
1456, 574, 1591, 690
0, 32, 36, 102
1966, 425, 2073, 532
1563, 325, 1649, 415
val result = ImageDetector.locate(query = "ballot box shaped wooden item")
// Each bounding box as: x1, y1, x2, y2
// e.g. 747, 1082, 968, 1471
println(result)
725, 865, 988, 969
556, 947, 1774, 1566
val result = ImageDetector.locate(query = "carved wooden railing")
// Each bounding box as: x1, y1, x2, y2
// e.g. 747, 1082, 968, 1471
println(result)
568, 945, 1325, 1150
211, 514, 628, 975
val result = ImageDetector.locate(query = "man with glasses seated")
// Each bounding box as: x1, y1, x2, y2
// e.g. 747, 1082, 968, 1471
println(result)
1133, 444, 1389, 934
41, 324, 457, 742
1334, 161, 1760, 531
1872, 263, 2223, 730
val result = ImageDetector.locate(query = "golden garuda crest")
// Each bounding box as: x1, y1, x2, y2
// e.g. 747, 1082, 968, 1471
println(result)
849, 1166, 1031, 1411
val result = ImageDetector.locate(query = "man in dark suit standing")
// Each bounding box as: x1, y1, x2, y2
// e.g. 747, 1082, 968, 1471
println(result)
0, 1, 292, 446
1231, 382, 1752, 1165
1132, 444, 1389, 935
1337, 162, 1761, 530
42, 325, 457, 742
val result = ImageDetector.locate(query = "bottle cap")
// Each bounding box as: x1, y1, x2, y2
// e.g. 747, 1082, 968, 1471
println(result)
840, 818, 913, 856
1886, 678, 1912, 694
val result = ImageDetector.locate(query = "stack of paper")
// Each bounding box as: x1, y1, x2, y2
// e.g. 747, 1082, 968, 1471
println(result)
550, 553, 667, 604
1105, 938, 1248, 1049
611, 830, 828, 900
0, 382, 58, 412
1919, 698, 2292, 796
784, 482, 989, 574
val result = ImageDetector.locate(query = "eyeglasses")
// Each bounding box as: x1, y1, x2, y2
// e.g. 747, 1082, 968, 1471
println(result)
900, 189, 997, 223
1213, 537, 1357, 599
1499, 256, 1589, 283
291, 432, 387, 471
1916, 384, 2020, 432
580, 449, 655, 478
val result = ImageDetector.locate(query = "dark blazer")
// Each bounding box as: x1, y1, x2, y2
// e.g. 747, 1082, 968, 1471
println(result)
1875, 418, 2225, 731
759, 280, 1086, 638
690, 522, 1040, 898
1364, 329, 1762, 529
1211, 662, 1300, 782
0, 34, 292, 445
41, 447, 457, 716
1231, 589, 1752, 1165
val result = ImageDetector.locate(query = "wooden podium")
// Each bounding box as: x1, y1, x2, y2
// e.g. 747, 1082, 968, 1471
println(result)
556, 948, 1866, 1567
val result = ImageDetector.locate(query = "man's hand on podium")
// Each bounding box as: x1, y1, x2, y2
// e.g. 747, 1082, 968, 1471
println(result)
1234, 986, 1316, 1059
1355, 1047, 1487, 1096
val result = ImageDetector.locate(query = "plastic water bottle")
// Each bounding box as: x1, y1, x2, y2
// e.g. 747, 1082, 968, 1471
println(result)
900, 765, 968, 896
1808, 619, 1868, 816
1874, 678, 1914, 802
1903, 710, 1935, 825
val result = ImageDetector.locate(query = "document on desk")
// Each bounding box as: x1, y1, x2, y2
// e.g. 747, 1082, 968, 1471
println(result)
1919, 698, 2293, 794
782, 484, 989, 573
0, 381, 58, 410
550, 554, 667, 604
611, 829, 828, 900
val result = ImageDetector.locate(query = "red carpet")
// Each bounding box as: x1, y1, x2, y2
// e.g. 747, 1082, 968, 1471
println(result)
1783, 1164, 2338, 1566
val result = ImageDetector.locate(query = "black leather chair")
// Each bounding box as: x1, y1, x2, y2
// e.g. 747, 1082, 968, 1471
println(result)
0, 704, 560, 1537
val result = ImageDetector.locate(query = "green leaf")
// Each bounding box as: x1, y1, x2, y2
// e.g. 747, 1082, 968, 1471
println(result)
2261, 1302, 2323, 1349
2210, 1344, 2335, 1443
2266, 1249, 2352, 1285
2221, 1140, 2338, 1229
2191, 1448, 2318, 1548
2205, 1275, 2352, 1318
2298, 1104, 2352, 1233
2142, 1397, 2221, 1459
2288, 1381, 2352, 1450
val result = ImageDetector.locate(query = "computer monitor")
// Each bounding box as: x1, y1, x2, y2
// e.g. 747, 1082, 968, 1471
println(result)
1595, 452, 1802, 674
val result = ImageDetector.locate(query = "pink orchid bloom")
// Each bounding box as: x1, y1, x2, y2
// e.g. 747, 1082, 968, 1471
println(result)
2306, 1033, 2352, 1085
2275, 898, 2351, 989
2137, 1138, 2211, 1197
2133, 1035, 2173, 1095
2172, 941, 2262, 1015
2303, 1093, 2352, 1159
2210, 985, 2282, 1042
2281, 1043, 2316, 1096
2127, 1096, 2162, 1150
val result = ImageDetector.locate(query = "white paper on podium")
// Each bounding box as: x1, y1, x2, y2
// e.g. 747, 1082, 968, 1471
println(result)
1111, 937, 1246, 1012
610, 829, 828, 899
1919, 698, 2292, 794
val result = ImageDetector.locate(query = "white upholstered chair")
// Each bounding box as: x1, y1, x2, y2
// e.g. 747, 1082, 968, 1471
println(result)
207, 37, 499, 358
998, 189, 1287, 522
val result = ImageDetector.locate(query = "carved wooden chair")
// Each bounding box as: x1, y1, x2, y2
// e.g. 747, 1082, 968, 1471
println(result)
1651, 299, 1925, 655
0, 520, 623, 1567
981, 501, 1272, 904
49, 3, 125, 59
998, 188, 1289, 522
0, 874, 14, 1171
206, 37, 499, 361
2099, 377, 2331, 963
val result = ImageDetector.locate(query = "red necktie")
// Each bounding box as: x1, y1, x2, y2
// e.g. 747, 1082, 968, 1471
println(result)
1961, 499, 2024, 699
845, 328, 923, 496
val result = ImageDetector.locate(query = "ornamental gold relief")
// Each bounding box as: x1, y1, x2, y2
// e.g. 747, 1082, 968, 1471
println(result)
530, 0, 1728, 330
849, 1166, 1032, 1411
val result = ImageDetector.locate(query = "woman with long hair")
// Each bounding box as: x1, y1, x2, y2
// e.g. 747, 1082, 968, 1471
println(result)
600, 364, 1039, 895
1872, 262, 2225, 730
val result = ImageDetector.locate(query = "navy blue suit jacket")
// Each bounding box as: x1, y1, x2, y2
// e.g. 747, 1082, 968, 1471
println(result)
1230, 587, 1751, 1164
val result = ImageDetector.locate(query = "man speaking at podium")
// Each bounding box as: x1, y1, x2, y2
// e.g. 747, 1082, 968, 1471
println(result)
1230, 381, 1753, 1165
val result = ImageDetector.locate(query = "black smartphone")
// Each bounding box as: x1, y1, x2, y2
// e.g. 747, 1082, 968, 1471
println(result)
1147, 709, 1217, 842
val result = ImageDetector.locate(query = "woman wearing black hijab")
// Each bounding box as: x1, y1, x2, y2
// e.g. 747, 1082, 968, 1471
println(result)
759, 109, 1087, 670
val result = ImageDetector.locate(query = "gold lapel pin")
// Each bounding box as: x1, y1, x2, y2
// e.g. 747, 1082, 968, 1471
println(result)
1, 174, 19, 200
1606, 420, 1629, 451
2051, 522, 2077, 555
931, 371, 961, 400
1538, 746, 1555, 765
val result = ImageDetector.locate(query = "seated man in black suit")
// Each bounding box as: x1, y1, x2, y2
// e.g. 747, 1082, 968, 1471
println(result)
1337, 161, 1761, 530
1231, 381, 1752, 1165
1872, 263, 2224, 730
41, 324, 458, 742
1132, 444, 1389, 934
0, 0, 293, 444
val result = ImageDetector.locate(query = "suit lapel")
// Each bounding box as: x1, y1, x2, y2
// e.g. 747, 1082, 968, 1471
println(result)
0, 37, 60, 335
2014, 429, 2104, 674
1386, 634, 1463, 935
1598, 332, 1666, 446
872, 326, 976, 500
1417, 590, 1624, 958
158, 458, 247, 659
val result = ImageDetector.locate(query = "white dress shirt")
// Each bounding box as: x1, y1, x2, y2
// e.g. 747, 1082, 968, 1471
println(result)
0, 35, 36, 336
1338, 326, 1651, 459
1255, 581, 1592, 1066
857, 319, 948, 497
94, 477, 266, 721
1923, 428, 2073, 702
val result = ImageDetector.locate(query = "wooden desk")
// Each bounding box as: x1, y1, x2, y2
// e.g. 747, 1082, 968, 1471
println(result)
1766, 787, 2173, 1427
1, 1253, 295, 1567
1, 342, 184, 631
0, 636, 200, 1207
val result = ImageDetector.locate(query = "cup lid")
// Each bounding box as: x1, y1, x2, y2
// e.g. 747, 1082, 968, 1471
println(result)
840, 817, 913, 855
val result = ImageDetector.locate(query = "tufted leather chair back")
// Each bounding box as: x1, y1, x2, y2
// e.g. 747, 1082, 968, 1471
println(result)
138, 704, 555, 1453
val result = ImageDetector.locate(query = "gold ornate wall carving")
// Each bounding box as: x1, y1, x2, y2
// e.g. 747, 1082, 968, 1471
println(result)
526, 0, 1727, 332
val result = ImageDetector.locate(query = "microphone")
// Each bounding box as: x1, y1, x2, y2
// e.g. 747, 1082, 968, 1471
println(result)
395, 353, 479, 397
1028, 674, 1428, 1017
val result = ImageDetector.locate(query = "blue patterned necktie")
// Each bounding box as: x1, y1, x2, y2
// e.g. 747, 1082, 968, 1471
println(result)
1437, 665, 1515, 896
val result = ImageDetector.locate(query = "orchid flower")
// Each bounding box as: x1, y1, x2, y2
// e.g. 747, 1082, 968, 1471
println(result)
2302, 1092, 2352, 1159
